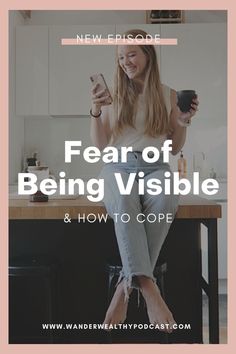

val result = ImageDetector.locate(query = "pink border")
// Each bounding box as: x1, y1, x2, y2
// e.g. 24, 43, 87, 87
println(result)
1, 1, 235, 353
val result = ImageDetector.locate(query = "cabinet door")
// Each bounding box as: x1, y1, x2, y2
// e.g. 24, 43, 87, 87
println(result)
16, 26, 49, 116
49, 26, 115, 116
160, 23, 227, 126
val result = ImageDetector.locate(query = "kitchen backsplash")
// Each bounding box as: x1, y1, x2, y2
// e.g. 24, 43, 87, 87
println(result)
23, 117, 102, 181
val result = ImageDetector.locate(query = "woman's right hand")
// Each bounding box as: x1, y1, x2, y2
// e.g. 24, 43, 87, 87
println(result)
91, 83, 112, 115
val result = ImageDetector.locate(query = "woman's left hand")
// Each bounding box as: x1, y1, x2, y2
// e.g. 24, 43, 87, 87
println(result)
177, 97, 199, 126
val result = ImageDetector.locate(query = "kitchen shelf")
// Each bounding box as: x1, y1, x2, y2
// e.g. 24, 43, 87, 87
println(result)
146, 10, 185, 24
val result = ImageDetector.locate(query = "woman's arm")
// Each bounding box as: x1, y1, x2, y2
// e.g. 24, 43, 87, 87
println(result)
90, 84, 113, 150
167, 89, 198, 155
90, 105, 112, 150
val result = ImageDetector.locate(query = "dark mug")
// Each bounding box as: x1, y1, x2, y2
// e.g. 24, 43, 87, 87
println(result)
177, 90, 197, 113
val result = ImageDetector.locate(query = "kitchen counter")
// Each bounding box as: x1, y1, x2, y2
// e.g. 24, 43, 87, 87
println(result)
9, 195, 221, 220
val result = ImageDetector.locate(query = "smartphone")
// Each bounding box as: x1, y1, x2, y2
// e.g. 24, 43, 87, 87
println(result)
90, 73, 113, 105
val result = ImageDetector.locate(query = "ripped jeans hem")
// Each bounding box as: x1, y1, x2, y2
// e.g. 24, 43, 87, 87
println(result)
115, 271, 156, 306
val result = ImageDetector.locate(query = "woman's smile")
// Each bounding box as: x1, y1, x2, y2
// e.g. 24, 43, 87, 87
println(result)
118, 45, 148, 81
125, 66, 137, 76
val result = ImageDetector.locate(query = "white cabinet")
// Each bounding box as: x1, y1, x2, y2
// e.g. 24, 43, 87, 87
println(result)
49, 25, 116, 116
16, 26, 49, 116
16, 25, 116, 116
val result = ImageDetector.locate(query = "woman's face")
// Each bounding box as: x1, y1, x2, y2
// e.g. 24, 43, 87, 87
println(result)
118, 45, 148, 81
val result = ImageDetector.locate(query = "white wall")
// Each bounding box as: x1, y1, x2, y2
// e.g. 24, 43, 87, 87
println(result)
184, 10, 227, 23
9, 11, 25, 184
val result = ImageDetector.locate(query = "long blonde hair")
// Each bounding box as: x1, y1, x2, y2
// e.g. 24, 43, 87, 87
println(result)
112, 29, 169, 140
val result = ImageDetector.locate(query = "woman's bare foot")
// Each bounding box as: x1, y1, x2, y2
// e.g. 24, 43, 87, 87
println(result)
139, 276, 176, 333
103, 280, 131, 329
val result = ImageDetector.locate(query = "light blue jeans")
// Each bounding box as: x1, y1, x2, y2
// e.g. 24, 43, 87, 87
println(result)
99, 151, 179, 301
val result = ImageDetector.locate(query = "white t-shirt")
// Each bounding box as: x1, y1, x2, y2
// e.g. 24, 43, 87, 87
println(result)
110, 84, 171, 151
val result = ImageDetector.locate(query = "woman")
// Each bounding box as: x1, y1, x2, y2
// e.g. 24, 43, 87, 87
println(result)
90, 29, 199, 333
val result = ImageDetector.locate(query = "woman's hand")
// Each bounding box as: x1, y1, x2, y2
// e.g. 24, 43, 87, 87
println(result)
177, 97, 199, 126
168, 90, 199, 154
91, 83, 112, 115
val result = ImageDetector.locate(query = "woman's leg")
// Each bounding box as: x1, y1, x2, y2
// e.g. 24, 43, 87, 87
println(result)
138, 168, 179, 330
100, 164, 155, 291
100, 164, 155, 326
141, 169, 179, 270
100, 164, 177, 331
